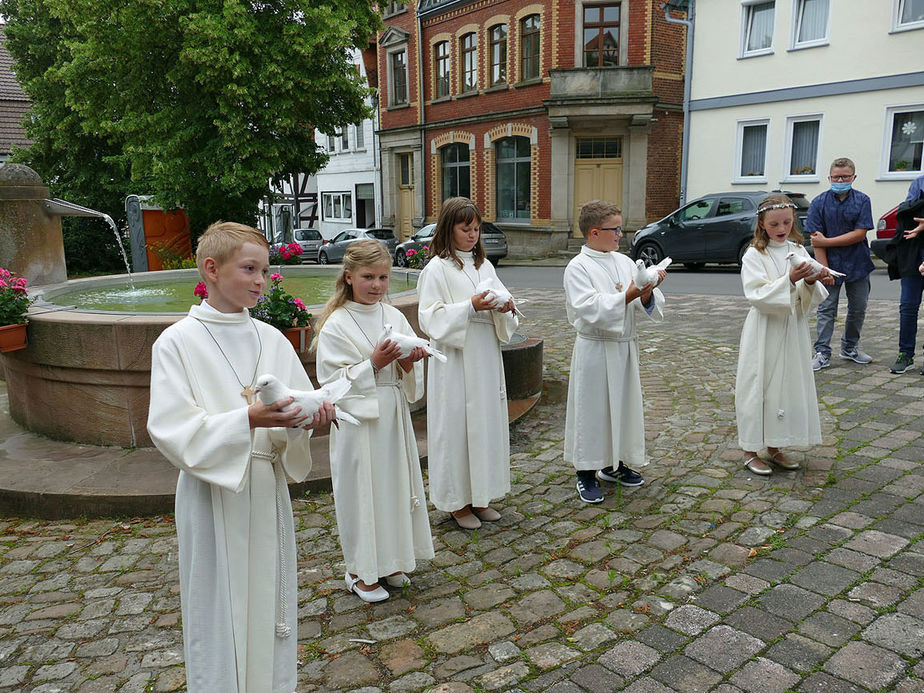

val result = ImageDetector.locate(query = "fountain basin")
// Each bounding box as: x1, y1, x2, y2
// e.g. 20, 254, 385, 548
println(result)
6, 267, 421, 447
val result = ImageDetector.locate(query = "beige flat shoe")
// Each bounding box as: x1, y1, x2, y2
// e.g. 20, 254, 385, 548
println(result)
744, 454, 772, 476
451, 509, 482, 530
472, 506, 501, 522
769, 450, 800, 470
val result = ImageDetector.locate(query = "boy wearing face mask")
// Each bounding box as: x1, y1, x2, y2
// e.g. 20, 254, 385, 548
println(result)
806, 157, 875, 371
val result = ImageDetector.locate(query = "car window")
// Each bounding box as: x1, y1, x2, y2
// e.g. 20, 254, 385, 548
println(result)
333, 232, 351, 243
480, 223, 503, 236
369, 229, 395, 240
678, 199, 714, 222
714, 198, 751, 217
295, 229, 321, 241
414, 225, 436, 240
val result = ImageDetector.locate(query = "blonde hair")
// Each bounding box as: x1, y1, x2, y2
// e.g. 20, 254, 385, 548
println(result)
752, 193, 803, 252
196, 221, 269, 278
830, 157, 855, 174
430, 197, 485, 270
578, 200, 622, 238
311, 239, 393, 350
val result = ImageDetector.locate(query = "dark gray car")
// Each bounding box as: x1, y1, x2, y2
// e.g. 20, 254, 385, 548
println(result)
317, 228, 399, 264
629, 191, 810, 268
394, 221, 508, 267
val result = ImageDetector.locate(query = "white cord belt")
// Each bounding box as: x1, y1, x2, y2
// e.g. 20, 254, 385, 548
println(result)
577, 333, 637, 343
252, 448, 291, 639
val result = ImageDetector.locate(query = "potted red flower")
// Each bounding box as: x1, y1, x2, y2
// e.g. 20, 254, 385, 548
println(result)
0, 267, 32, 352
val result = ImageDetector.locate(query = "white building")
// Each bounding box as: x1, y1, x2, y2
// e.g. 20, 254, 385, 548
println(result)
313, 51, 379, 240
687, 0, 924, 225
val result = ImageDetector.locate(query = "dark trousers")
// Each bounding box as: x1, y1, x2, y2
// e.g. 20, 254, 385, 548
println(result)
899, 272, 924, 356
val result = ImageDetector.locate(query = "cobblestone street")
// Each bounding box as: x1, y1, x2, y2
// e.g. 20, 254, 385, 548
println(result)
2, 289, 924, 692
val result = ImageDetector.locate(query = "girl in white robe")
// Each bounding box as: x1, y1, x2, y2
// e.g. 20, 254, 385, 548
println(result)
314, 239, 434, 603
736, 195, 832, 475
417, 197, 518, 529
148, 222, 335, 693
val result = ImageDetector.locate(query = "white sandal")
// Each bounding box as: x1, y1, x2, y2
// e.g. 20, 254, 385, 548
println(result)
345, 573, 389, 603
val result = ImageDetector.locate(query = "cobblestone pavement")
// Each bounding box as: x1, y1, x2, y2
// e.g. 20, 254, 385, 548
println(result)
2, 291, 924, 692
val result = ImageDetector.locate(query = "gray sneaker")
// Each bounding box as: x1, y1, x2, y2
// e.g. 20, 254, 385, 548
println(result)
840, 346, 872, 364
811, 352, 830, 372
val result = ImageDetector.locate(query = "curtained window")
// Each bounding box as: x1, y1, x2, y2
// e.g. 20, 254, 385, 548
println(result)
738, 121, 768, 178
887, 108, 924, 173
788, 118, 820, 176
742, 1, 775, 55
794, 0, 828, 46
897, 0, 924, 29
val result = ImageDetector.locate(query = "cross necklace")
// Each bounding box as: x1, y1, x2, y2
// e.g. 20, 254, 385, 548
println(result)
194, 317, 263, 404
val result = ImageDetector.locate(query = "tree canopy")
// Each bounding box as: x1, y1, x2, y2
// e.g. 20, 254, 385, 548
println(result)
2, 0, 381, 252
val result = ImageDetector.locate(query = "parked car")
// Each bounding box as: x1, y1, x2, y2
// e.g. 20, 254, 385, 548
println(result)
317, 228, 399, 264
629, 191, 811, 268
870, 204, 899, 263
293, 228, 323, 262
393, 221, 508, 267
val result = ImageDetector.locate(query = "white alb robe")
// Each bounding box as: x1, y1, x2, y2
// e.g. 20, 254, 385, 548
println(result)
147, 302, 313, 693
315, 301, 434, 585
736, 240, 827, 451
417, 252, 518, 511
563, 246, 664, 470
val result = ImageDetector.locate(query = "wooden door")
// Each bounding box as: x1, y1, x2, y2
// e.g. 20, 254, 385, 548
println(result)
573, 159, 623, 238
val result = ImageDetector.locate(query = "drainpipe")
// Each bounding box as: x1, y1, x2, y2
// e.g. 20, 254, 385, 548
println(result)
417, 8, 427, 229
662, 0, 694, 206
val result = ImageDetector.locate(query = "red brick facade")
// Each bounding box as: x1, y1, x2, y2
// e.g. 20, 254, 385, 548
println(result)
371, 0, 686, 253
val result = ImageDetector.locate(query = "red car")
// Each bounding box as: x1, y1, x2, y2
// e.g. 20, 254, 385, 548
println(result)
870, 204, 899, 262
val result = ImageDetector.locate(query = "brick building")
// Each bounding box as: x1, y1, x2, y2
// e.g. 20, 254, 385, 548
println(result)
371, 0, 687, 256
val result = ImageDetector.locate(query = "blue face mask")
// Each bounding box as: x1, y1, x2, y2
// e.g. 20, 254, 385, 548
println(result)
830, 182, 852, 194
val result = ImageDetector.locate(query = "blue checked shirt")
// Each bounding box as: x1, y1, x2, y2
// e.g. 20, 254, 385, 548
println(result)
906, 174, 924, 202
804, 188, 875, 282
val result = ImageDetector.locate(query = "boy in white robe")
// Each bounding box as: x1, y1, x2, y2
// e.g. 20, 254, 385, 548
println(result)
564, 201, 666, 503
147, 221, 336, 693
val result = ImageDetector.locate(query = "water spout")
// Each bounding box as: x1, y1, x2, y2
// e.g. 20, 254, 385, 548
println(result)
44, 198, 134, 288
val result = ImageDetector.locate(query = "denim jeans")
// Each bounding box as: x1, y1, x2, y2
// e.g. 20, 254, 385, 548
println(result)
899, 273, 924, 356
814, 276, 871, 357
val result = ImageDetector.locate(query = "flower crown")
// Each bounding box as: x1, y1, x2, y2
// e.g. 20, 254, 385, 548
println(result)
758, 202, 796, 213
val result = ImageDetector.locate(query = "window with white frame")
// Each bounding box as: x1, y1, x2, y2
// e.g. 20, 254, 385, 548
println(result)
893, 0, 924, 31
389, 49, 408, 106
791, 0, 828, 48
740, 1, 775, 57
322, 192, 352, 221
735, 119, 769, 181
327, 133, 336, 152
339, 128, 349, 151
785, 115, 821, 178
460, 33, 477, 93
354, 123, 365, 150
883, 106, 924, 175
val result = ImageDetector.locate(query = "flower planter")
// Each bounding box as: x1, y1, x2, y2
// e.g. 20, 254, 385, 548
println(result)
284, 326, 311, 353
0, 323, 28, 353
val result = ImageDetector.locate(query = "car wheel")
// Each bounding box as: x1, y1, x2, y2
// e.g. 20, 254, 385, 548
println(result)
318, 251, 329, 265
395, 250, 408, 268
684, 262, 705, 271
637, 243, 664, 266
737, 243, 749, 266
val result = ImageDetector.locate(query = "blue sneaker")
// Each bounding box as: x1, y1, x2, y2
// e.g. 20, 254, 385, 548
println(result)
811, 352, 830, 372
576, 477, 604, 503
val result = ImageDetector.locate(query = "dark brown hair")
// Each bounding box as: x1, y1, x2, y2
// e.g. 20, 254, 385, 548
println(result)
430, 197, 486, 270
752, 193, 803, 252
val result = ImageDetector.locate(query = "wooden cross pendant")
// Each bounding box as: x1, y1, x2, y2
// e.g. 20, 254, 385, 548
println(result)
241, 386, 255, 405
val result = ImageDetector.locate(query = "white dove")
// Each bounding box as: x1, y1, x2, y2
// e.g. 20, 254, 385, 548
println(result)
785, 251, 846, 278
253, 373, 360, 428
475, 277, 526, 317
377, 323, 447, 362
633, 256, 673, 288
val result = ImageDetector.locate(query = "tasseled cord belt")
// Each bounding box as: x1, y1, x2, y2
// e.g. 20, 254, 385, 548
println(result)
252, 449, 292, 639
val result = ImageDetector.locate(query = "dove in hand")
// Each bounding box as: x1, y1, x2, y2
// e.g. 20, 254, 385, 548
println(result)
633, 256, 672, 288
785, 251, 845, 278
254, 373, 360, 428
475, 277, 526, 317
377, 324, 447, 362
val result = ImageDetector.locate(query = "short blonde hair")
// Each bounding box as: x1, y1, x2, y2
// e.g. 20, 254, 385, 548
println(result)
578, 200, 622, 238
196, 221, 269, 278
830, 157, 855, 174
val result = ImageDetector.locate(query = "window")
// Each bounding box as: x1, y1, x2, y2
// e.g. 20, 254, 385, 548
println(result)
785, 116, 821, 178
327, 134, 336, 152
520, 15, 541, 80
322, 192, 352, 221
715, 198, 752, 217
894, 0, 924, 31
441, 143, 471, 200
741, 1, 775, 56
735, 120, 769, 181
496, 136, 531, 221
884, 106, 924, 174
389, 50, 408, 106
676, 199, 714, 222
354, 123, 364, 150
339, 128, 349, 151
583, 4, 620, 67
434, 41, 450, 99
383, 0, 406, 17
490, 25, 507, 86
791, 0, 828, 48
398, 153, 413, 187
576, 137, 622, 159
460, 33, 477, 93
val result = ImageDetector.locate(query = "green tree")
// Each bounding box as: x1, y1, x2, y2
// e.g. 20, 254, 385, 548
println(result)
2, 0, 380, 259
